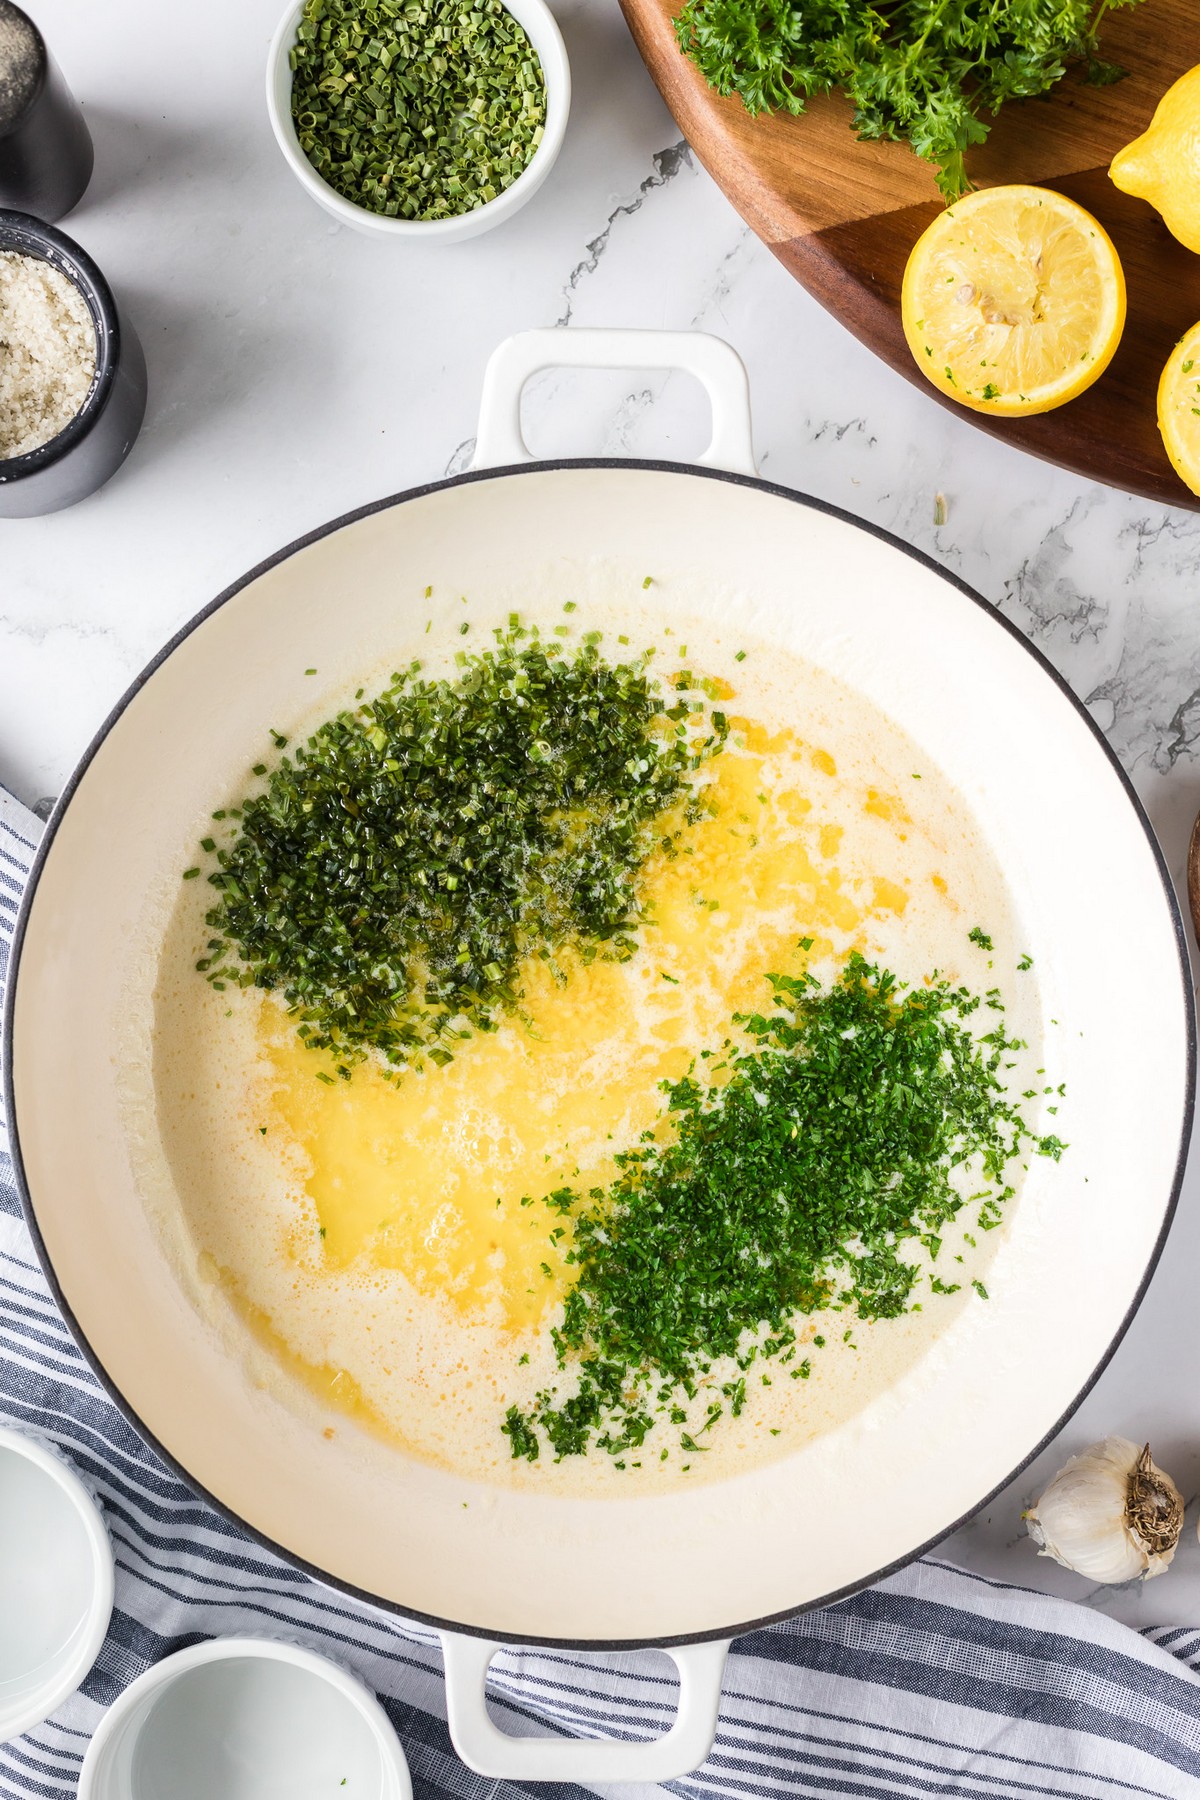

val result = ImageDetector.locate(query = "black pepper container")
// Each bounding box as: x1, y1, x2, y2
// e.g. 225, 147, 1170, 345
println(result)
0, 1, 93, 221
0, 210, 146, 517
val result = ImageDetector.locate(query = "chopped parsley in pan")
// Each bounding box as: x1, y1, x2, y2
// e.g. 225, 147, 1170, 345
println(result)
504, 952, 1063, 1463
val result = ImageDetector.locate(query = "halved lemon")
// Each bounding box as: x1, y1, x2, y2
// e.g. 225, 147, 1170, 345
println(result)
901, 185, 1126, 417
1157, 321, 1200, 497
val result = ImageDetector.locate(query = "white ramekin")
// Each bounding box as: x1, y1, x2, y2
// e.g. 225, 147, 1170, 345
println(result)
0, 1425, 115, 1743
265, 0, 570, 242
78, 1636, 412, 1800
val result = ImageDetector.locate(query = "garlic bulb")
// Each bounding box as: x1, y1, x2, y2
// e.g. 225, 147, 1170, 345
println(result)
1024, 1437, 1183, 1583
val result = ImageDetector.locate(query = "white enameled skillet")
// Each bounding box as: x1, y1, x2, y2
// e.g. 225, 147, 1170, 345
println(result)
5, 331, 1192, 1783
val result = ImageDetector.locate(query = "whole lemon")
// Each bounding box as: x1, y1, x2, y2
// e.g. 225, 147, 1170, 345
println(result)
1110, 66, 1200, 253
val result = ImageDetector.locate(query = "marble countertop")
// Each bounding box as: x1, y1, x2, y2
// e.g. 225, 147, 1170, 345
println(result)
3, 0, 1199, 1631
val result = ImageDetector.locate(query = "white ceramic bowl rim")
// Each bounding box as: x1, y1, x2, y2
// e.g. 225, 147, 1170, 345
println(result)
77, 1636, 412, 1800
265, 0, 571, 241
0, 1424, 115, 1744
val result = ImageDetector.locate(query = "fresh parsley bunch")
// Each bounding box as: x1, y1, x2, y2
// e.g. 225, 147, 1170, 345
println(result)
674, 0, 1143, 199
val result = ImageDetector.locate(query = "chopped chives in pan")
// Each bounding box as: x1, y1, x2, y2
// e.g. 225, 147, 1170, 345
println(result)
193, 629, 728, 1075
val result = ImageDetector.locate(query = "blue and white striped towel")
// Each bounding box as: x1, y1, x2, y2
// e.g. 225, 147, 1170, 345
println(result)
1, 782, 1198, 1798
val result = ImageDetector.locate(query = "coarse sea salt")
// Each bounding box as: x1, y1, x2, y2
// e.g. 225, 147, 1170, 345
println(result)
0, 249, 96, 459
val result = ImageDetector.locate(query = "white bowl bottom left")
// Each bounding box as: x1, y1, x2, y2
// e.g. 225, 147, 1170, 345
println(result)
0, 1426, 115, 1742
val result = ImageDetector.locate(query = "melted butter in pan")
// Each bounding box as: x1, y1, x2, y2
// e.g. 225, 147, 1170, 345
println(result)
149, 659, 1038, 1491
260, 722, 919, 1332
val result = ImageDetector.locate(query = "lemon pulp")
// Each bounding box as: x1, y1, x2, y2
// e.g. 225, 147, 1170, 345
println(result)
901, 184, 1126, 416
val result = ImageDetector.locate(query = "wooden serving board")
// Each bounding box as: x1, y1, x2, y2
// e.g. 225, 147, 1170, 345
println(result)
619, 0, 1200, 511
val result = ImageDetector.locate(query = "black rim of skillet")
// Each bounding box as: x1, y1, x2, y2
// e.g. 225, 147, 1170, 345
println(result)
4, 459, 1196, 1653
0, 209, 118, 476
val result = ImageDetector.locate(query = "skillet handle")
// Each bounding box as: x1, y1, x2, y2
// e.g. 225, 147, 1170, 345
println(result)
472, 327, 757, 476
440, 1631, 730, 1783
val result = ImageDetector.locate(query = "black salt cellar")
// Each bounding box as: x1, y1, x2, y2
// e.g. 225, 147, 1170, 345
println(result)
0, 1, 93, 221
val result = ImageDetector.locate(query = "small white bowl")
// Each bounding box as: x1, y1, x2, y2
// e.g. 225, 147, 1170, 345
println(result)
0, 1425, 115, 1743
79, 1636, 412, 1800
266, 0, 570, 242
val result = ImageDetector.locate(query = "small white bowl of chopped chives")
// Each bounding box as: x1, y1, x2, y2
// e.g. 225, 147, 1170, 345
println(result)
266, 0, 569, 241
